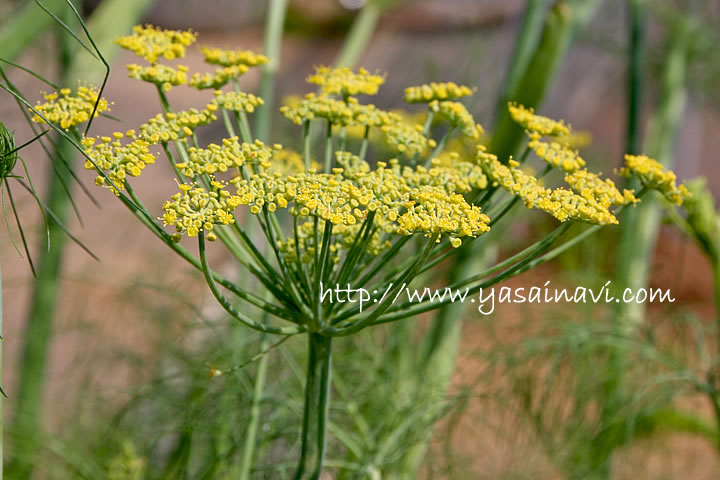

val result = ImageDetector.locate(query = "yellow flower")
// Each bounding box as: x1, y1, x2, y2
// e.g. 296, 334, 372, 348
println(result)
211, 90, 264, 113
231, 159, 491, 244
307, 66, 385, 97
528, 132, 585, 172
32, 83, 109, 130
396, 186, 490, 244
268, 149, 321, 175
83, 132, 156, 193
508, 102, 570, 136
381, 115, 436, 156
139, 107, 217, 144
403, 153, 488, 193
620, 154, 689, 205
161, 180, 239, 237
429, 100, 482, 139
189, 65, 249, 90
116, 25, 196, 64
565, 169, 636, 207
404, 82, 474, 103
176, 138, 278, 177
127, 64, 188, 92
478, 146, 617, 225
201, 47, 268, 67
280, 93, 355, 126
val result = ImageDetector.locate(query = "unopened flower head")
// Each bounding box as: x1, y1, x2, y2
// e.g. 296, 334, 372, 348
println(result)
0, 122, 17, 178
32, 83, 109, 130
307, 66, 385, 97
508, 102, 570, 137
115, 25, 196, 64
201, 47, 268, 67
620, 154, 689, 206
404, 82, 474, 103
683, 178, 720, 261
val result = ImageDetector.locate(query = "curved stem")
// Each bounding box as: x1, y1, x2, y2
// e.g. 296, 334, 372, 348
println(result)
198, 231, 305, 335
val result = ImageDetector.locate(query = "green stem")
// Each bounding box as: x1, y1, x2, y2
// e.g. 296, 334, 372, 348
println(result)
238, 328, 271, 480
294, 333, 333, 480
334, 1, 382, 68
490, 0, 599, 161
11, 17, 77, 468
324, 121, 333, 173
358, 125, 369, 161
256, 0, 288, 142
0, 264, 3, 480
0, 0, 67, 62
303, 120, 312, 170
712, 259, 720, 449
495, 0, 549, 119
626, 0, 646, 156
423, 126, 454, 167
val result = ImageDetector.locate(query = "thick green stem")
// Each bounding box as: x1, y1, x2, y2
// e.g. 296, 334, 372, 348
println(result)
294, 333, 333, 480
255, 0, 288, 142
334, 1, 382, 68
626, 0, 647, 156
490, 0, 599, 161
12, 134, 75, 477
495, 0, 549, 118
615, 21, 688, 334
0, 0, 67, 62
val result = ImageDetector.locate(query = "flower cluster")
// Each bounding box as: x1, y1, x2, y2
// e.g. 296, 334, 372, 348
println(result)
127, 64, 189, 92
211, 90, 264, 113
115, 24, 196, 64
528, 131, 585, 172
404, 82, 474, 103
429, 100, 482, 139
227, 160, 491, 246
281, 93, 355, 126
381, 118, 436, 155
81, 132, 156, 193
307, 66, 385, 97
189, 65, 249, 90
620, 154, 689, 205
201, 47, 268, 67
32, 84, 109, 130
478, 147, 618, 225
177, 138, 278, 176
162, 180, 241, 238
139, 107, 217, 144
565, 169, 636, 208
508, 102, 570, 137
